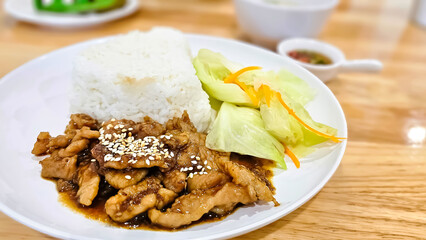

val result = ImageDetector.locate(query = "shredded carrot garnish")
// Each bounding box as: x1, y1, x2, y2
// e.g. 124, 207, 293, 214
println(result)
223, 66, 262, 84
282, 143, 300, 168
246, 86, 259, 106
233, 78, 249, 93
275, 92, 345, 143
224, 66, 262, 106
223, 66, 346, 143
260, 85, 272, 107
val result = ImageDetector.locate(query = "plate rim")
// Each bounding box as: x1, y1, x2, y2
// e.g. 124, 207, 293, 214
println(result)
0, 33, 348, 240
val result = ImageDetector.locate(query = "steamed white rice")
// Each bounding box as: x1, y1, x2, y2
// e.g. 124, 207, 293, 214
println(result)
70, 28, 213, 132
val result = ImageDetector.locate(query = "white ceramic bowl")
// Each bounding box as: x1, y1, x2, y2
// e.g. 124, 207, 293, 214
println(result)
277, 38, 383, 82
233, 0, 339, 48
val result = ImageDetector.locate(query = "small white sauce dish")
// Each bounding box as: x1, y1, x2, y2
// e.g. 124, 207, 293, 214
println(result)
277, 38, 383, 82
233, 0, 339, 48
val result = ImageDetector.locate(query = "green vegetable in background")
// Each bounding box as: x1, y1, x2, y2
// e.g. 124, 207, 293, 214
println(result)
34, 0, 126, 13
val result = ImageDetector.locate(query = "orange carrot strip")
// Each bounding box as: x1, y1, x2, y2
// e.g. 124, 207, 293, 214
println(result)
262, 85, 272, 107
246, 86, 259, 106
283, 143, 300, 168
275, 91, 346, 143
224, 66, 262, 106
223, 66, 262, 83
233, 78, 249, 92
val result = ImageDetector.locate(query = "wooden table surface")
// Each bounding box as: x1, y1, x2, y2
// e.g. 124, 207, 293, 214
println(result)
1, 0, 425, 239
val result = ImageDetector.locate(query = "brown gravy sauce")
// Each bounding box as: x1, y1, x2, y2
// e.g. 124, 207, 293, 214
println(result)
56, 154, 276, 231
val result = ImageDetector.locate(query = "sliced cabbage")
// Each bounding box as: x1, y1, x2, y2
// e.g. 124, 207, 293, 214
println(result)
206, 102, 287, 169
193, 49, 255, 107
194, 49, 342, 168
275, 69, 315, 106
260, 94, 338, 158
252, 69, 314, 106
208, 95, 223, 112
260, 96, 303, 145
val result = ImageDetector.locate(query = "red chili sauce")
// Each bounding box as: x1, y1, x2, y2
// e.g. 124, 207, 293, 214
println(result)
288, 50, 332, 65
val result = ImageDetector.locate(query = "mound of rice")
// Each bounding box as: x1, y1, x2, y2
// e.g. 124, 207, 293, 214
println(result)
70, 28, 213, 132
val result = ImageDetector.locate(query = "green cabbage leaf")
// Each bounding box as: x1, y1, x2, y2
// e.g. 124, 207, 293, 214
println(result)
206, 102, 287, 169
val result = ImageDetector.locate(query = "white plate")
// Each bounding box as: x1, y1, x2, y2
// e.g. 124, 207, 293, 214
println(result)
0, 34, 347, 240
4, 0, 139, 28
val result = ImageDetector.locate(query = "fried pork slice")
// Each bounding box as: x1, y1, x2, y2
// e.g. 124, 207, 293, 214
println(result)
158, 169, 187, 193
105, 177, 177, 222
164, 111, 197, 133
135, 116, 166, 139
47, 135, 71, 149
40, 153, 77, 181
170, 121, 229, 172
92, 119, 176, 170
32, 132, 51, 156
219, 160, 279, 206
148, 182, 256, 228
160, 114, 231, 192
72, 126, 100, 141
210, 203, 238, 215
91, 144, 174, 169
104, 168, 149, 189
59, 139, 90, 158
161, 130, 189, 149
76, 163, 100, 206
56, 179, 76, 192
58, 127, 99, 158
65, 114, 98, 134
101, 119, 137, 137
187, 171, 230, 192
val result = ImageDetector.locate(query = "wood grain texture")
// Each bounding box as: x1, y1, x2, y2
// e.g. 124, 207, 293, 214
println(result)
0, 0, 425, 239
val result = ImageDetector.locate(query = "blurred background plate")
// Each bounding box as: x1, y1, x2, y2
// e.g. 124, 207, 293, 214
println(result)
0, 34, 347, 240
4, 0, 139, 28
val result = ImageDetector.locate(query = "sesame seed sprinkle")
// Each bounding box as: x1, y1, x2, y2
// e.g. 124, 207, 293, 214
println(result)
98, 122, 172, 165
125, 175, 131, 180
